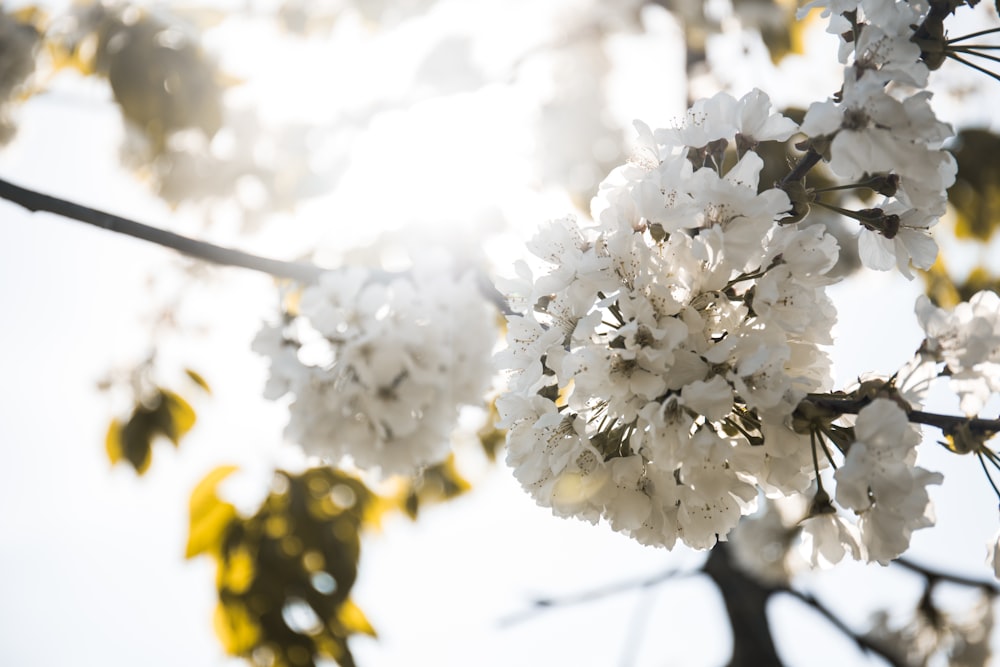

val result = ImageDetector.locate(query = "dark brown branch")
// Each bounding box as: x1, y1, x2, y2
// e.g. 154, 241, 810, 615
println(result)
776, 587, 910, 667
802, 394, 1000, 437
893, 557, 1000, 594
702, 543, 785, 667
0, 176, 324, 283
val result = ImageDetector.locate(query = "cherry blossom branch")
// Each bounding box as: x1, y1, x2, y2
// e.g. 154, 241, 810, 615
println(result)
801, 393, 1000, 438
0, 176, 325, 283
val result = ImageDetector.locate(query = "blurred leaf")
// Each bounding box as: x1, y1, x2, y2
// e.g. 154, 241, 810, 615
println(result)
949, 129, 1000, 242
106, 387, 197, 474
919, 256, 961, 308
400, 454, 471, 520
732, 0, 799, 63
196, 466, 377, 667
335, 599, 377, 638
186, 465, 239, 558
104, 418, 126, 465
185, 368, 212, 394
156, 389, 196, 444
51, 3, 226, 153
213, 600, 260, 655
956, 267, 1000, 304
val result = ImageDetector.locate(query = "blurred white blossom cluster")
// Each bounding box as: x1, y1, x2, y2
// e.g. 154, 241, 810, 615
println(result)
496, 89, 845, 550
253, 260, 496, 476
917, 290, 1000, 416
799, 0, 956, 276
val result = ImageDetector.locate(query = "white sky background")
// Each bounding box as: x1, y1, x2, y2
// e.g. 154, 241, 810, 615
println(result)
2, 1, 1000, 666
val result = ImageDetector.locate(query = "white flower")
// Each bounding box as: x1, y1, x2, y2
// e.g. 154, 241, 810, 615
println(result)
833, 399, 943, 563
915, 291, 1000, 415
255, 262, 496, 476
989, 529, 1000, 579
798, 512, 862, 568
497, 103, 838, 550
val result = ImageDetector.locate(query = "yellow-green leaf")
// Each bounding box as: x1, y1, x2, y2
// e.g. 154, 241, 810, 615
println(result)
335, 599, 376, 638
187, 465, 239, 558
157, 389, 196, 444
105, 418, 124, 465
185, 368, 212, 394
214, 602, 259, 655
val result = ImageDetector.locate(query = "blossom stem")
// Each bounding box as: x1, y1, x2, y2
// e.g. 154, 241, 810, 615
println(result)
816, 426, 841, 466
810, 430, 826, 493
949, 46, 1000, 65
947, 27, 1000, 44
945, 52, 1000, 84
778, 148, 823, 187
0, 176, 325, 283
976, 450, 1000, 504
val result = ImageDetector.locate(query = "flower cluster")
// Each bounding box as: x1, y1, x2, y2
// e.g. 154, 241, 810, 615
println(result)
833, 398, 942, 563
917, 290, 1000, 415
253, 261, 496, 476
497, 90, 841, 549
799, 0, 956, 276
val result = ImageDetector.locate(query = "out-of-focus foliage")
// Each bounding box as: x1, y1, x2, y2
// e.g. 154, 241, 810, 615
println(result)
50, 2, 223, 153
949, 129, 1000, 242
188, 466, 377, 667
922, 257, 1000, 308
0, 7, 42, 144
105, 386, 197, 474
398, 454, 471, 519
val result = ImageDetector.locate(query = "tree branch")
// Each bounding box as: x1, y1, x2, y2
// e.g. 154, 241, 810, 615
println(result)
702, 543, 786, 667
776, 587, 910, 667
893, 557, 1000, 594
497, 566, 687, 628
802, 393, 1000, 438
0, 176, 324, 283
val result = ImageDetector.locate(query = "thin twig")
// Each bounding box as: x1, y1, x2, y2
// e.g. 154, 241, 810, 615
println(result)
497, 567, 688, 628
778, 587, 910, 667
0, 176, 325, 283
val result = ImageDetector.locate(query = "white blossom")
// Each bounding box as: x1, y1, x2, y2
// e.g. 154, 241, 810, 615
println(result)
498, 100, 840, 549
916, 291, 1000, 415
833, 399, 942, 563
254, 261, 496, 476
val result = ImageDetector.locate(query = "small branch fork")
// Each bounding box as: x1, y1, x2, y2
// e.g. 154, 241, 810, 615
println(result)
0, 176, 324, 283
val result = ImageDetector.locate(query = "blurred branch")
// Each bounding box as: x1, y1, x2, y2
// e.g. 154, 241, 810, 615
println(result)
702, 543, 785, 667
777, 587, 909, 667
497, 565, 690, 628
893, 557, 1000, 594
0, 176, 324, 283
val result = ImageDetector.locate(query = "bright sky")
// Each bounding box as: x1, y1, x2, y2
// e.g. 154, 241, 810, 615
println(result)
1, 1, 1000, 666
